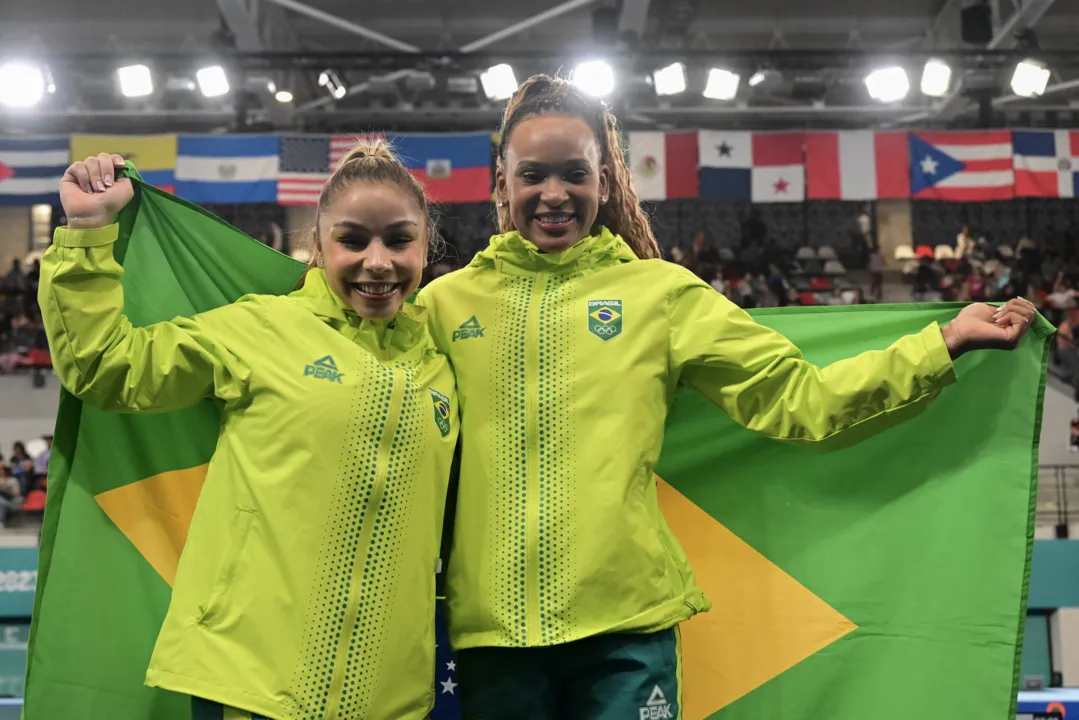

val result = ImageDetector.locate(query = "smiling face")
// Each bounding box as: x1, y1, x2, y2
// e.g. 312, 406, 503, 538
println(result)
497, 113, 610, 253
316, 180, 428, 321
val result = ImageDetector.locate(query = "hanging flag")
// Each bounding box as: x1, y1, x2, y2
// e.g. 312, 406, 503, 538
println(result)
909, 131, 1014, 201
1013, 129, 1079, 198
805, 131, 911, 200
627, 131, 699, 201
0, 136, 67, 206
276, 134, 412, 206
699, 131, 804, 203
391, 133, 492, 204
175, 135, 280, 204
70, 135, 177, 193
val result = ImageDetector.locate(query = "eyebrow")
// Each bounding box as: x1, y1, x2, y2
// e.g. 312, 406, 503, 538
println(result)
331, 220, 419, 232
517, 158, 590, 168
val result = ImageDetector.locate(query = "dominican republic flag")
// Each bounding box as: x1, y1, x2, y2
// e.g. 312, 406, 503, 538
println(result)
1013, 129, 1079, 198
391, 133, 491, 204
804, 131, 910, 200
698, 131, 804, 203
175, 135, 280, 204
909, 131, 1014, 201
627, 131, 699, 200
0, 136, 67, 206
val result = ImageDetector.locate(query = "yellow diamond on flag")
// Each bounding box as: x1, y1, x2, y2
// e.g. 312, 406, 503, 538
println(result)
656, 477, 858, 718
96, 464, 209, 587
589, 307, 621, 324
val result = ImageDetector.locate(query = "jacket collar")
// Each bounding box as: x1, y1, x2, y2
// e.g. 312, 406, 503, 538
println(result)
289, 269, 429, 356
468, 225, 638, 276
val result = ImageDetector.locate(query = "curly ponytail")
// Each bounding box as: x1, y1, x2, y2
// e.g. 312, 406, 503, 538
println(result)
495, 74, 661, 260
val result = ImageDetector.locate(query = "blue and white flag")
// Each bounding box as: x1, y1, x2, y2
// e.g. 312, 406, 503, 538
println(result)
175, 135, 280, 204
1013, 129, 1079, 198
0, 136, 68, 206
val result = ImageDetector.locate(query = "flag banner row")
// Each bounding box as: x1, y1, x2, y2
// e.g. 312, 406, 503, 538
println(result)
0, 132, 494, 207
1, 129, 1076, 206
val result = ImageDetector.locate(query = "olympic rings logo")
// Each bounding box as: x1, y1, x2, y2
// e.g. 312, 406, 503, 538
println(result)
591, 323, 619, 336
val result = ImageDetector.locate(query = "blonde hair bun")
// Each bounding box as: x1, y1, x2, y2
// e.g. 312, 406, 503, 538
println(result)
339, 139, 398, 168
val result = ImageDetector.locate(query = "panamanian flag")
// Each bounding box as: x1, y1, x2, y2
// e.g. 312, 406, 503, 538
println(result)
1013, 129, 1079, 198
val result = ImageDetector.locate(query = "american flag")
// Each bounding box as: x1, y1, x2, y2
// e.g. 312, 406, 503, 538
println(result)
277, 134, 380, 205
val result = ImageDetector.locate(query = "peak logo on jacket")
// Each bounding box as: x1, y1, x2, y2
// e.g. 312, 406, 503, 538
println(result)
430, 388, 451, 437
639, 685, 674, 719
452, 316, 485, 342
587, 300, 623, 341
304, 355, 344, 383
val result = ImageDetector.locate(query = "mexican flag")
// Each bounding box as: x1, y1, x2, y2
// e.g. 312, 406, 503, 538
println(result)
24, 170, 1051, 719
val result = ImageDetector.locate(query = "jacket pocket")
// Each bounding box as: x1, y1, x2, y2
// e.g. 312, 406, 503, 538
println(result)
197, 508, 256, 626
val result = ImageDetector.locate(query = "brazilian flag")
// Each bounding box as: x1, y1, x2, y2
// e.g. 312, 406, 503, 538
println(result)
24, 168, 1051, 719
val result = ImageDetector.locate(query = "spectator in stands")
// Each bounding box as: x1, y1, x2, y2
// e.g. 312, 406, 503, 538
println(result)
867, 248, 884, 301
913, 256, 939, 301
1017, 232, 1036, 257
9, 442, 33, 495
1055, 307, 1079, 401
0, 466, 22, 528
33, 435, 51, 480
2, 259, 23, 291
741, 207, 767, 250
26, 259, 40, 288
689, 231, 720, 277
969, 271, 989, 303
956, 225, 974, 258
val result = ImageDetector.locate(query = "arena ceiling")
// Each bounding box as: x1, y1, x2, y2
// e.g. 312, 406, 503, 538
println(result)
2, 0, 1078, 133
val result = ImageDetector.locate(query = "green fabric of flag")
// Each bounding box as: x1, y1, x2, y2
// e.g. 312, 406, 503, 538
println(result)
24, 167, 1051, 720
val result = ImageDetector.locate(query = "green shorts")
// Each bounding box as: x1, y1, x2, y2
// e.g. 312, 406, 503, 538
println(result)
456, 628, 682, 720
190, 696, 272, 720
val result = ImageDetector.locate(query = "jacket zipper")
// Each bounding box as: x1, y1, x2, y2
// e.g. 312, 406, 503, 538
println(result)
323, 365, 406, 719
524, 272, 546, 645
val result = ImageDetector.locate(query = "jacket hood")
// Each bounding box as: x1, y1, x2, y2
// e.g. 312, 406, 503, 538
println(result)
468, 226, 638, 276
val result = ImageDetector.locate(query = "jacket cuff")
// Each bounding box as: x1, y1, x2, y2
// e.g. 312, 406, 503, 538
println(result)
922, 322, 958, 387
54, 224, 119, 249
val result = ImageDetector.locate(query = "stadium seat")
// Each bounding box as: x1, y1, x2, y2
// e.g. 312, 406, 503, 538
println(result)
823, 260, 847, 276
934, 245, 955, 260
998, 245, 1015, 259
800, 259, 823, 275
809, 276, 833, 291
817, 246, 838, 260
841, 289, 859, 304
894, 245, 915, 261
915, 245, 935, 259
902, 260, 919, 275
718, 247, 736, 262
795, 246, 817, 260
799, 291, 820, 306
22, 489, 46, 513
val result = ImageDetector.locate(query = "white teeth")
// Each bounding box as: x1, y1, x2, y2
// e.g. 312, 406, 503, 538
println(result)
538, 213, 572, 223
357, 283, 395, 294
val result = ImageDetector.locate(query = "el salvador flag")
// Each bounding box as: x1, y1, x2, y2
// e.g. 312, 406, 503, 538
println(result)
175, 135, 280, 204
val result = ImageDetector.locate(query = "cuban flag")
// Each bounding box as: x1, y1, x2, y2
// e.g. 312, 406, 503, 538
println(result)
1013, 129, 1079, 198
0, 137, 67, 206
909, 131, 1014, 201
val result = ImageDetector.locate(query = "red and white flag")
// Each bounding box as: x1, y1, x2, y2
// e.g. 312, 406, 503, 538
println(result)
750, 132, 805, 203
628, 131, 699, 200
805, 131, 910, 200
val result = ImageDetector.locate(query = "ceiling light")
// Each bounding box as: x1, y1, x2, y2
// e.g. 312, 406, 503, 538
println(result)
1011, 59, 1051, 98
865, 66, 910, 103
196, 65, 229, 97
652, 63, 686, 96
274, 89, 294, 103
0, 62, 46, 108
480, 63, 518, 101
571, 60, 615, 97
117, 64, 154, 98
318, 69, 347, 100
703, 68, 740, 101
920, 59, 952, 98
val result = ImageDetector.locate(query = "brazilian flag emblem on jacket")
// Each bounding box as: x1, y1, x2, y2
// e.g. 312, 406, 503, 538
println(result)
430, 388, 451, 438
588, 299, 622, 341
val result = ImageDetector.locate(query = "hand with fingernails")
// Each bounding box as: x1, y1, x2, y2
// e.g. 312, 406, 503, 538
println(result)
940, 297, 1038, 358
60, 154, 134, 230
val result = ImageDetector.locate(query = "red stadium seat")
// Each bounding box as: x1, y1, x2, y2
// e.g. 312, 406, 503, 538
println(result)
799, 291, 820, 306
915, 245, 935, 259
22, 489, 46, 512
809, 276, 833, 291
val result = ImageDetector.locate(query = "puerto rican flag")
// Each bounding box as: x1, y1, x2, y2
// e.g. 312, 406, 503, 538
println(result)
1013, 129, 1079, 198
909, 131, 1014, 201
